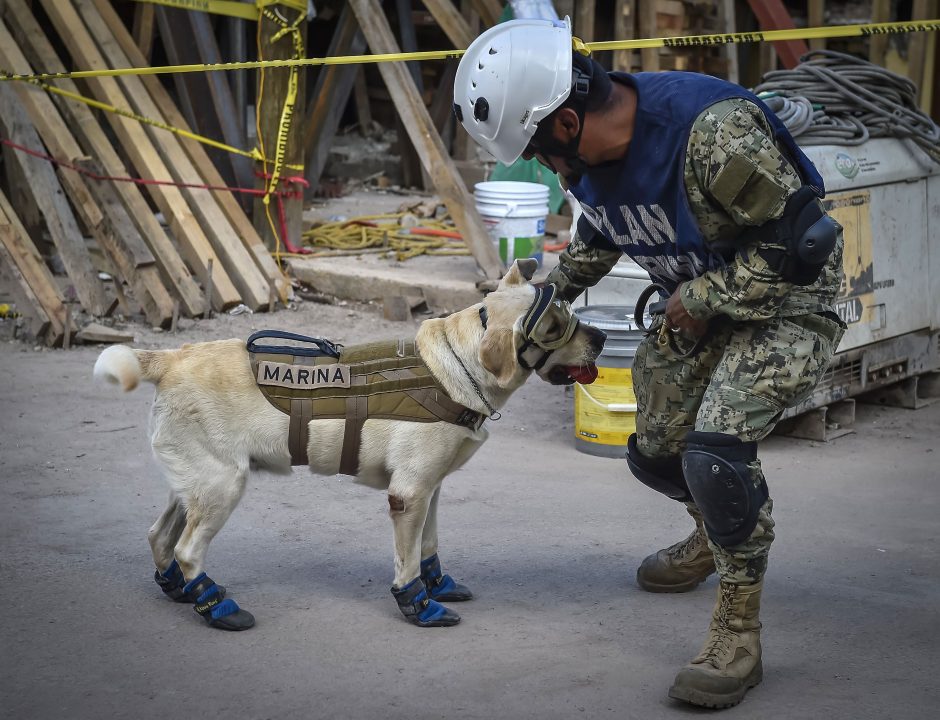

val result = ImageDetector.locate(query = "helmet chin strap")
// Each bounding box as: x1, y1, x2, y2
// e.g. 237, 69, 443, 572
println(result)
528, 63, 593, 184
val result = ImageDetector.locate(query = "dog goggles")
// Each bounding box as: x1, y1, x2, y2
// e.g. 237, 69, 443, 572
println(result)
517, 284, 579, 370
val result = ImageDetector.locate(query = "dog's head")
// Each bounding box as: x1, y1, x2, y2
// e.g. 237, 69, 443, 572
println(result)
476, 259, 606, 388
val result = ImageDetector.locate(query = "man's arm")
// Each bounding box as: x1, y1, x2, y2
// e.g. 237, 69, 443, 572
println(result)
677, 100, 804, 323
544, 213, 622, 302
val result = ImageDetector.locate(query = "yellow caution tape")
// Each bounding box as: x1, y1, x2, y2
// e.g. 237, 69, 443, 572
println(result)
0, 21, 937, 83
125, 0, 307, 22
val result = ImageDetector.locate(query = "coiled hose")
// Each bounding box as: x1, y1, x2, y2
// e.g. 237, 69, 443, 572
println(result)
754, 50, 940, 163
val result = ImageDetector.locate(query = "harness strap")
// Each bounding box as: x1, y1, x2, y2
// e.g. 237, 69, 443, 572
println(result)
289, 398, 313, 466
380, 368, 486, 430
340, 395, 368, 475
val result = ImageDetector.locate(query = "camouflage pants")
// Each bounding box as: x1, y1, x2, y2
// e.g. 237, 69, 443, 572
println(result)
632, 311, 844, 583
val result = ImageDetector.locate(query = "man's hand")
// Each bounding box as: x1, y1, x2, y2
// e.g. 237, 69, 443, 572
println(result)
665, 285, 710, 338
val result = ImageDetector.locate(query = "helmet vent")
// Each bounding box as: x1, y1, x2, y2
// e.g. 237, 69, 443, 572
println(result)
488, 47, 497, 55
471, 81, 477, 89
478, 62, 484, 70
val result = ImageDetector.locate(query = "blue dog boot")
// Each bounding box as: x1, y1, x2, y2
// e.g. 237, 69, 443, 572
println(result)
182, 573, 254, 631
420, 554, 473, 602
391, 578, 460, 627
154, 560, 225, 603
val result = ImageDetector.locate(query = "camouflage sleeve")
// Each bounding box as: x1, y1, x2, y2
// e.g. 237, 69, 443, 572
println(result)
679, 99, 802, 321
544, 214, 622, 303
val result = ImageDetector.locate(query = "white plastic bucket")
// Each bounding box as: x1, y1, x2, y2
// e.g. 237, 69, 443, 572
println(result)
474, 181, 550, 265
573, 306, 645, 458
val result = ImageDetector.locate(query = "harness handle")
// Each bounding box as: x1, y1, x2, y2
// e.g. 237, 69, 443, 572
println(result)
246, 330, 342, 358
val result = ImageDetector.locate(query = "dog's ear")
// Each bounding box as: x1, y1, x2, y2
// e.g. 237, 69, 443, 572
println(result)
479, 327, 518, 387
497, 259, 538, 290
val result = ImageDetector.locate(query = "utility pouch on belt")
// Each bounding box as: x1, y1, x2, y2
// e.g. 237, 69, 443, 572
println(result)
752, 185, 838, 286
247, 331, 485, 473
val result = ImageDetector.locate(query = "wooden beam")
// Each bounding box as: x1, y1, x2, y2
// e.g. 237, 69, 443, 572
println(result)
807, 0, 826, 52
908, 0, 938, 111
0, 190, 68, 346
0, 82, 109, 316
1, 0, 205, 317
131, 1, 155, 61
38, 0, 241, 312
421, 0, 474, 48
349, 0, 504, 280
869, 0, 891, 67
153, 5, 252, 191
253, 0, 307, 253
0, 21, 174, 327
302, 5, 366, 192
744, 0, 810, 69
90, 0, 291, 304
638, 0, 659, 72
613, 1, 636, 72
0, 225, 51, 341
575, 1, 595, 43
81, 0, 269, 311
467, 0, 501, 27
719, 0, 739, 83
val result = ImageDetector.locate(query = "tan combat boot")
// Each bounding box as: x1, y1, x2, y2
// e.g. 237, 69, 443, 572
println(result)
636, 507, 715, 592
668, 581, 763, 709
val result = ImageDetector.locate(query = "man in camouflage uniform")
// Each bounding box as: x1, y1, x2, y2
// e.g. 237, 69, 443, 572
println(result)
454, 19, 845, 709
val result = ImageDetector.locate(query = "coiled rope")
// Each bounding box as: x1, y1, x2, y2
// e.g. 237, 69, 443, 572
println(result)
754, 50, 940, 162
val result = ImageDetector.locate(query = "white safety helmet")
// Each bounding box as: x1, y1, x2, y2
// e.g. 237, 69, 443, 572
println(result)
454, 18, 574, 166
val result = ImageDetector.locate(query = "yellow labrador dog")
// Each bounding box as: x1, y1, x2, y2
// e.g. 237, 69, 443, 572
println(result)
94, 260, 605, 630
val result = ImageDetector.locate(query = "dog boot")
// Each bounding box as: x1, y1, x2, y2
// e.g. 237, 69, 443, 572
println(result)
668, 581, 763, 709
420, 554, 473, 602
155, 559, 225, 603
637, 506, 715, 593
182, 573, 255, 631
391, 578, 460, 627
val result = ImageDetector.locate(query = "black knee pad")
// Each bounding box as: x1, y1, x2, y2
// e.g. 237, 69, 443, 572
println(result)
682, 431, 767, 548
625, 434, 691, 502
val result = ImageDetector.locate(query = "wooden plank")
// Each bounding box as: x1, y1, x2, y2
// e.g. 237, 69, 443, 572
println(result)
349, 0, 504, 280
76, 322, 135, 344
0, 191, 68, 345
0, 22, 174, 327
575, 0, 595, 43
153, 5, 252, 191
131, 1, 155, 61
718, 0, 739, 83
302, 5, 366, 191
869, 0, 891, 67
467, 0, 501, 26
807, 0, 826, 51
252, 0, 307, 254
908, 0, 937, 110
81, 0, 269, 311
90, 0, 290, 304
0, 225, 51, 340
421, 0, 474, 48
2, 0, 206, 317
37, 0, 241, 312
638, 0, 659, 72
0, 82, 109, 316
613, 1, 636, 72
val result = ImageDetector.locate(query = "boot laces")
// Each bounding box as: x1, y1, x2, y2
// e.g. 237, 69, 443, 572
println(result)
668, 527, 705, 562
701, 585, 738, 664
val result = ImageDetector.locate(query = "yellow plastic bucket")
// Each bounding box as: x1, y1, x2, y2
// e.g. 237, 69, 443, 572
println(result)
573, 306, 644, 458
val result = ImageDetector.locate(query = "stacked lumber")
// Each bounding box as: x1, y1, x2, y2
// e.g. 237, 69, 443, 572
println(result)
0, 0, 286, 346
631, 0, 736, 79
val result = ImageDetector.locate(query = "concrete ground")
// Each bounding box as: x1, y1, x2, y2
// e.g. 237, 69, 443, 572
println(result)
1, 299, 939, 720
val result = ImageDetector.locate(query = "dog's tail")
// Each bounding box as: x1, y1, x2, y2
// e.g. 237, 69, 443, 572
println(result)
93, 345, 171, 392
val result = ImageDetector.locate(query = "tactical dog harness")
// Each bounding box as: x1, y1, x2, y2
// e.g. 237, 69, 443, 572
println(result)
247, 331, 486, 474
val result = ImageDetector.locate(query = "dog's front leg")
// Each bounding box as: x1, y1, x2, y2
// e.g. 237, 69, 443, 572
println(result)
419, 487, 474, 603
387, 483, 460, 627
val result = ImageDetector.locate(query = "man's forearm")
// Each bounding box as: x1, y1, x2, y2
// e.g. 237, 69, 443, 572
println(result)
545, 232, 622, 302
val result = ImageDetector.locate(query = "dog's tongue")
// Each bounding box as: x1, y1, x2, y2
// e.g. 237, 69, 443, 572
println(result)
566, 363, 598, 384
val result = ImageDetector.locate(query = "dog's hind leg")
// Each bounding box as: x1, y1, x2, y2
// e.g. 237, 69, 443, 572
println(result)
388, 482, 460, 628
150, 492, 192, 602
419, 486, 473, 603
170, 468, 255, 631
